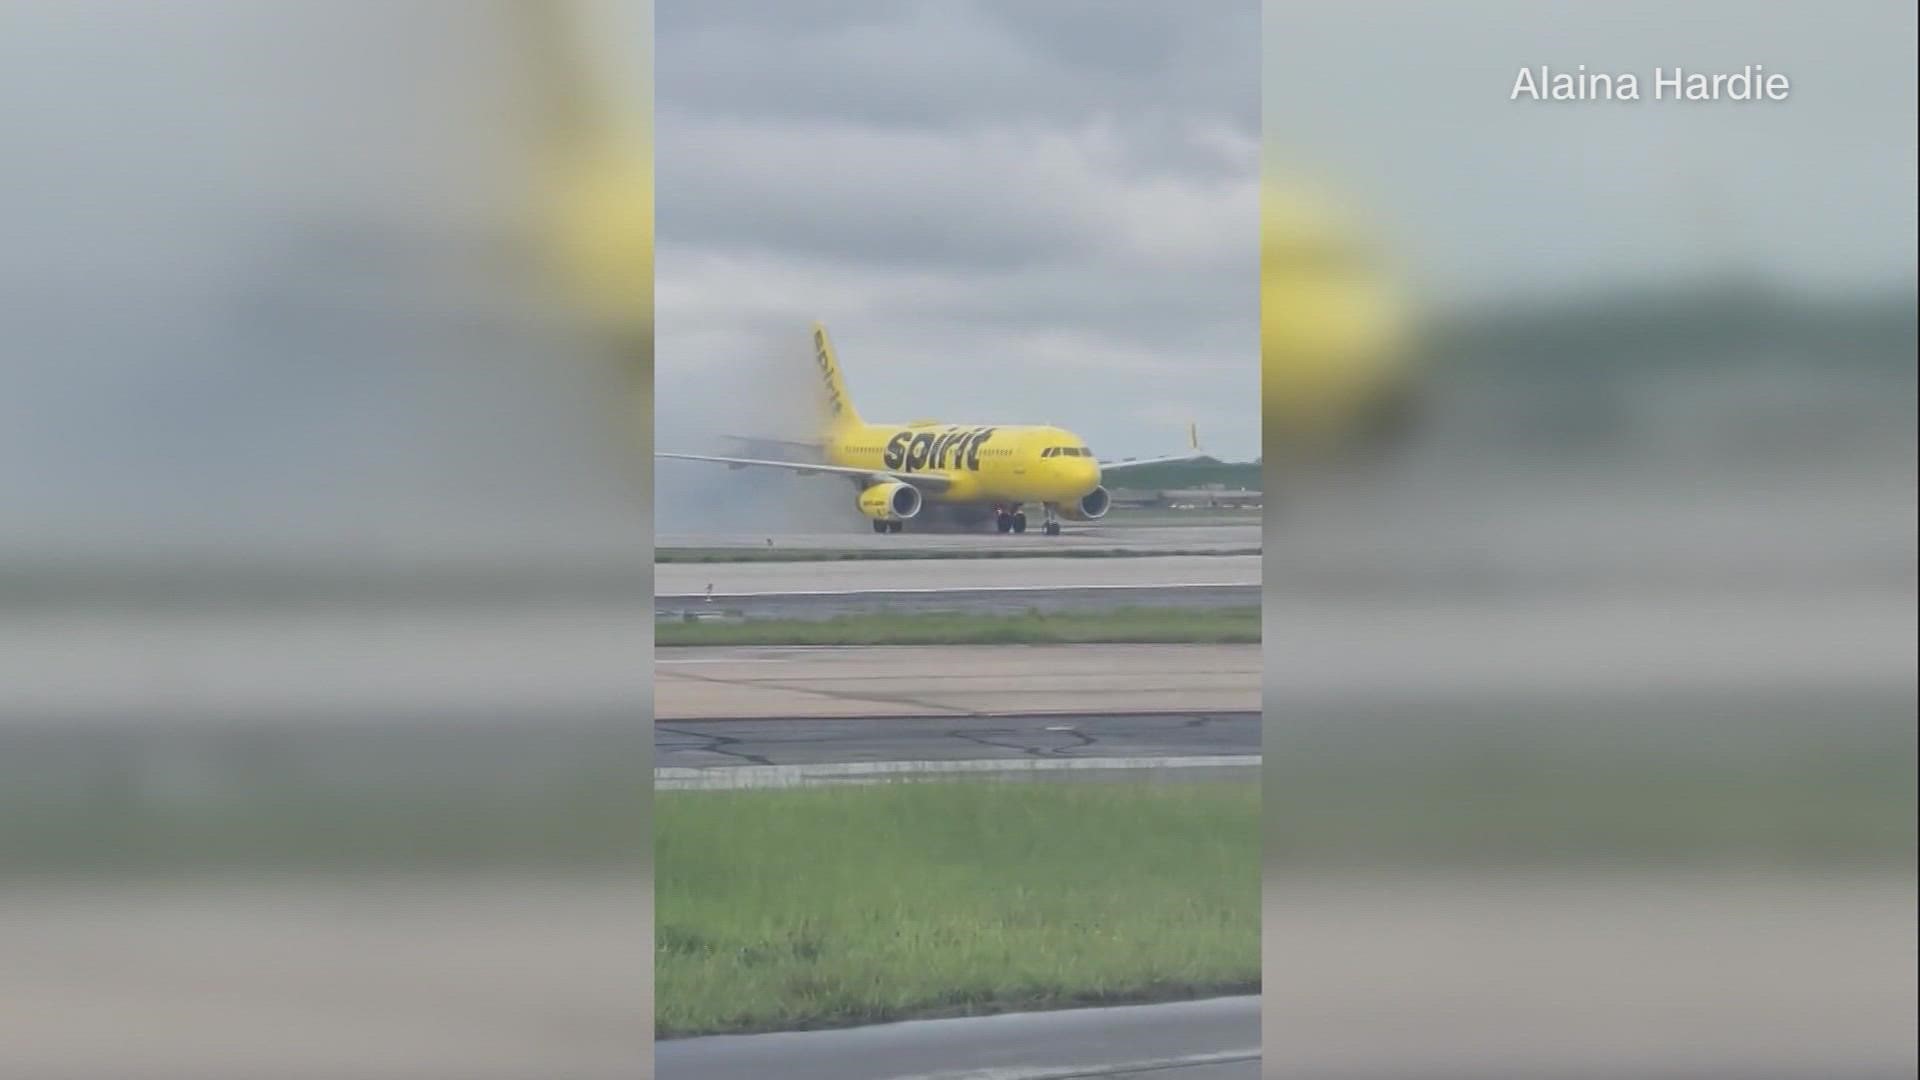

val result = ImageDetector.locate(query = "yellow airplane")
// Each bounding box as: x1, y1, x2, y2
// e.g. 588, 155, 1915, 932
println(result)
659, 324, 1205, 535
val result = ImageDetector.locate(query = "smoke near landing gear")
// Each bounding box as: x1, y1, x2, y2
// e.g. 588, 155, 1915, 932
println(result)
654, 324, 861, 535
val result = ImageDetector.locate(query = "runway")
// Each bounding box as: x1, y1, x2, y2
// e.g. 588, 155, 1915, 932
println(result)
656, 553, 1259, 595
661, 583, 1257, 620
657, 711, 1258, 767
655, 995, 1260, 1080
657, 554, 1260, 618
654, 643, 1260, 720
658, 519, 1259, 555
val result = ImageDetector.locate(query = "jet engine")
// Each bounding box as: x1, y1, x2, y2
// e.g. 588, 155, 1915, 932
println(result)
857, 481, 922, 522
1058, 485, 1111, 522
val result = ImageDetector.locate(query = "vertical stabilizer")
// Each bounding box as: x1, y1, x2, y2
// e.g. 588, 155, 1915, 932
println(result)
811, 322, 864, 431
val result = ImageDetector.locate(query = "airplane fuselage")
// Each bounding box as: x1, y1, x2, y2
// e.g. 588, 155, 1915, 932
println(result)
826, 421, 1101, 506
659, 322, 1193, 534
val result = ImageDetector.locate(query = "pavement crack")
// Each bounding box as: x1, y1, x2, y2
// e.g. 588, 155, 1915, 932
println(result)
945, 725, 1095, 758
946, 728, 1054, 758
654, 725, 775, 766
1060, 728, 1096, 754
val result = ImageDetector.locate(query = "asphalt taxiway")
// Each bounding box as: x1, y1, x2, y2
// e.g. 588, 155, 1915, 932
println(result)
655, 995, 1260, 1080
655, 710, 1260, 788
656, 711, 1258, 767
658, 519, 1259, 556
662, 583, 1258, 620
656, 553, 1259, 595
654, 643, 1260, 720
657, 554, 1260, 618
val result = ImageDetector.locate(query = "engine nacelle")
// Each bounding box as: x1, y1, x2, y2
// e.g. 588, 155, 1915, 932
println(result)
857, 481, 922, 521
1059, 485, 1111, 522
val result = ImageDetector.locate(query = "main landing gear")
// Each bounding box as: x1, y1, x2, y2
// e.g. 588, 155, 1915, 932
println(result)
872, 519, 904, 533
992, 504, 1061, 535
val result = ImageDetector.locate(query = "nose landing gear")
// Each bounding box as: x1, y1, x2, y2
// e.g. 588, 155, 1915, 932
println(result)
1041, 503, 1062, 536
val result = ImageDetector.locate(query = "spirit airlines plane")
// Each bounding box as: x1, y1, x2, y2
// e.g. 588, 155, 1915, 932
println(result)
659, 324, 1204, 535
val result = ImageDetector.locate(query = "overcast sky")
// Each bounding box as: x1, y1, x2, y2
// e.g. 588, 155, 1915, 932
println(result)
1264, 1, 1917, 308
654, 0, 1262, 462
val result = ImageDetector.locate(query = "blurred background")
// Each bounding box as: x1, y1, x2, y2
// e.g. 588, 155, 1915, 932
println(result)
0, 3, 654, 1077
1261, 2, 1915, 1077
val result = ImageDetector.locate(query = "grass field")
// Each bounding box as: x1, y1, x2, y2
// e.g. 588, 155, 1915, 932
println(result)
655, 781, 1260, 1037
655, 606, 1260, 646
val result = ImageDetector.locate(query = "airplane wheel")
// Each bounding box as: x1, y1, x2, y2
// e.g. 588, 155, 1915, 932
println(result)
995, 514, 1011, 533
1045, 522, 1060, 536
1012, 513, 1027, 534
888, 520, 904, 533
872, 520, 888, 534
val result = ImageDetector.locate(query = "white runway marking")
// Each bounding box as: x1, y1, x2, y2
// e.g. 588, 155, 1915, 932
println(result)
892, 1048, 1261, 1079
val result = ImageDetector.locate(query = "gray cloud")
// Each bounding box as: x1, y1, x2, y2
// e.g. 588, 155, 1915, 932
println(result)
655, 0, 1260, 475
657, 0, 1259, 134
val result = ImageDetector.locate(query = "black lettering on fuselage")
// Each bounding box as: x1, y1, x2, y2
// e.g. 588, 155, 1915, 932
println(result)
967, 427, 994, 470
883, 432, 910, 469
882, 426, 997, 473
906, 432, 934, 470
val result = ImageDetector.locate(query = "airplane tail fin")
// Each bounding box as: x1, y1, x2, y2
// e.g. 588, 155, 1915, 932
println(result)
811, 322, 864, 431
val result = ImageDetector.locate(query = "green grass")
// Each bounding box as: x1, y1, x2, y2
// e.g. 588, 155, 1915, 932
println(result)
655, 781, 1260, 1037
655, 606, 1260, 646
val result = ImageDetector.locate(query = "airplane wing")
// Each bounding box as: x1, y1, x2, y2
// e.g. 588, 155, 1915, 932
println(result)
657, 452, 954, 493
718, 433, 824, 451
1098, 422, 1210, 472
1099, 452, 1211, 472
716, 433, 828, 461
